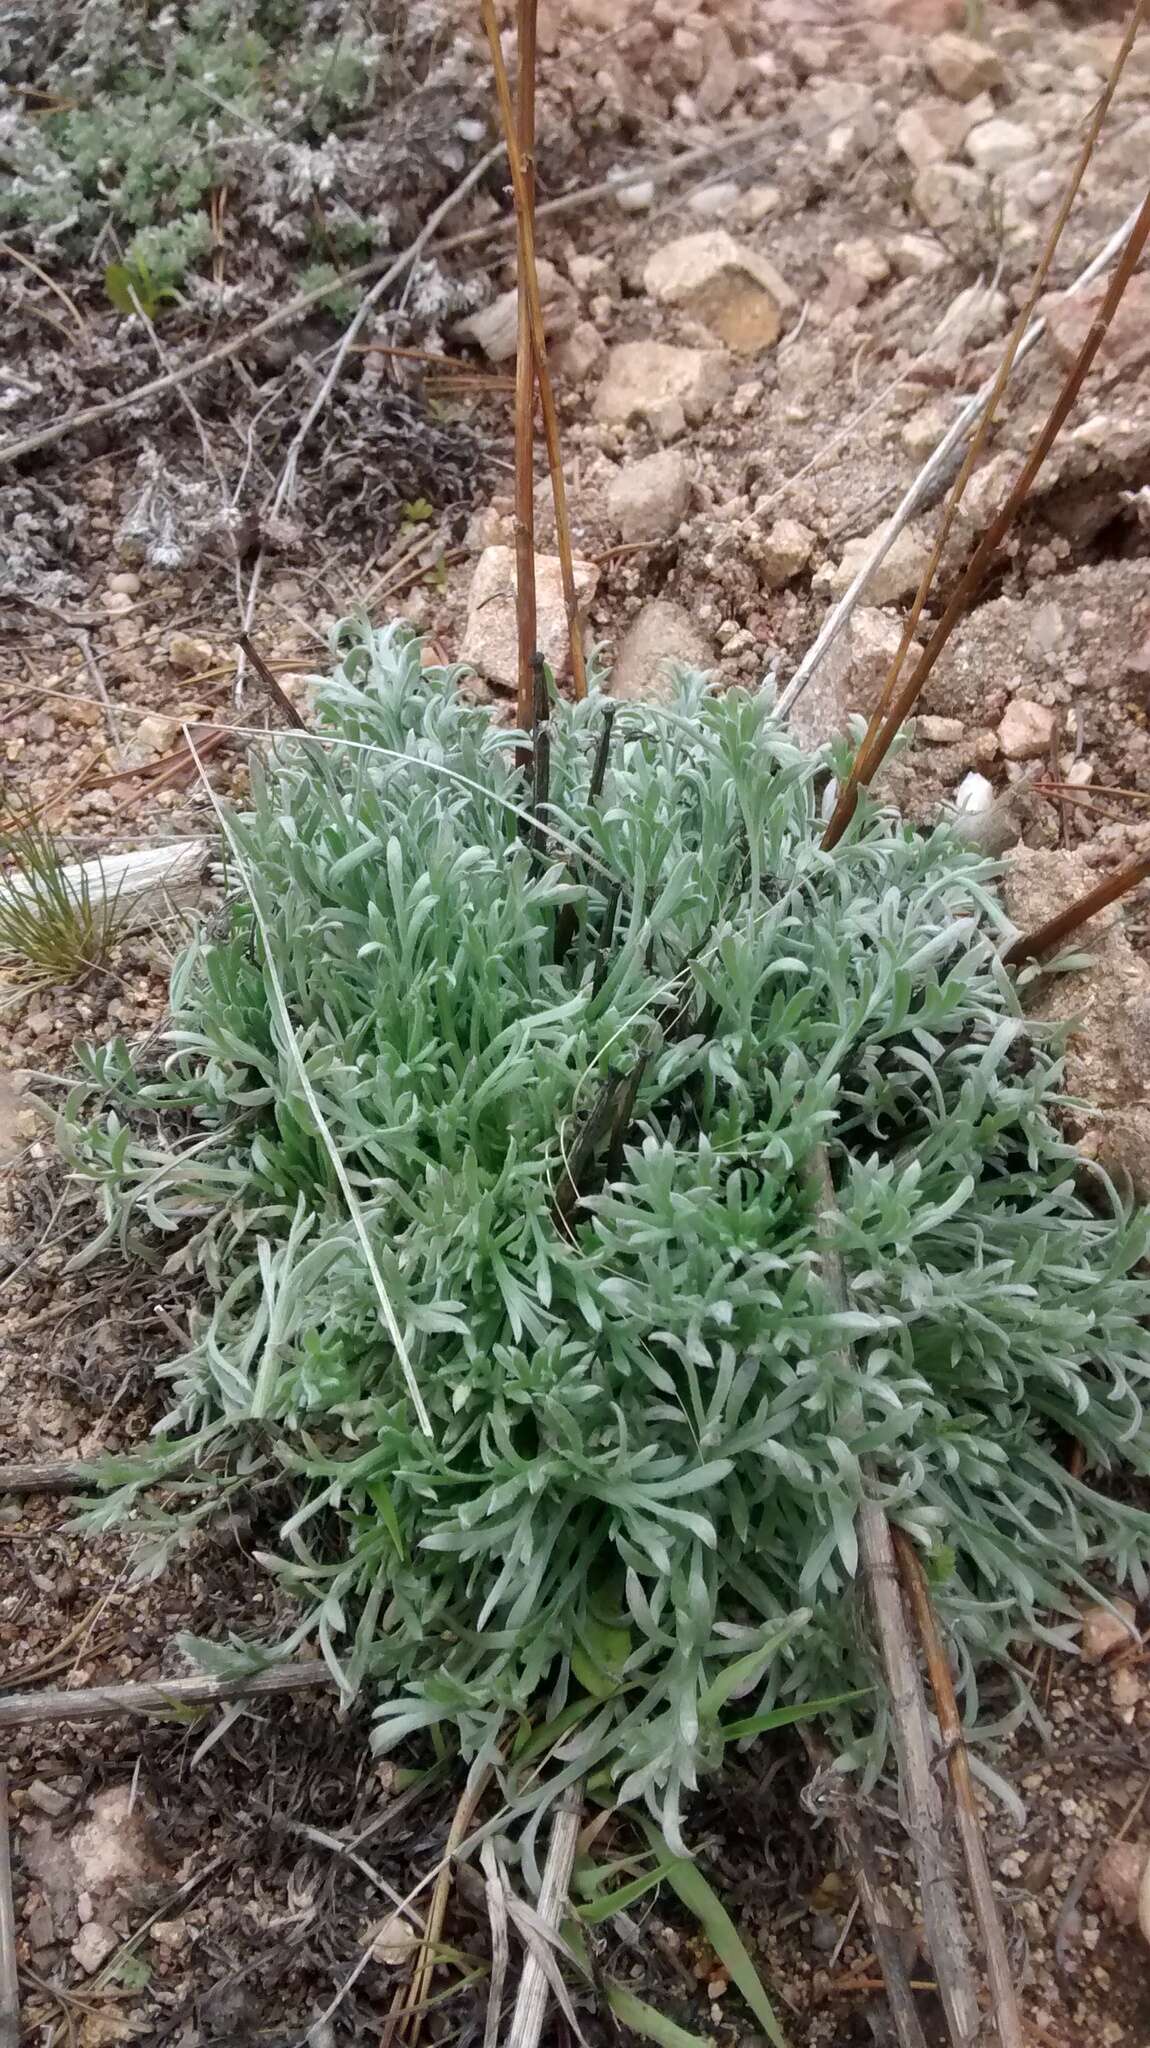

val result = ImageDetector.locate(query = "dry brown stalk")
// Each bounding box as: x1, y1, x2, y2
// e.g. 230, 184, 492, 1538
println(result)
383, 1766, 493, 2048
893, 1531, 1025, 2048
480, 0, 588, 702
512, 0, 539, 733
822, 178, 1150, 852
1003, 849, 1150, 965
851, 0, 1148, 774
237, 631, 307, 730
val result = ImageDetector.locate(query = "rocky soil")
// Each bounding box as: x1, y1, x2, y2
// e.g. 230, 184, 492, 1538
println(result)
3, 0, 1150, 2041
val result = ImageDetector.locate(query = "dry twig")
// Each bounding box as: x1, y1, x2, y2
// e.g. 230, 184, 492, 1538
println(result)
894, 1532, 1024, 2048
0, 1770, 18, 2048
0, 1660, 332, 1731
1003, 848, 1150, 965
480, 0, 588, 702
505, 1785, 583, 2048
510, 0, 539, 735
237, 631, 307, 730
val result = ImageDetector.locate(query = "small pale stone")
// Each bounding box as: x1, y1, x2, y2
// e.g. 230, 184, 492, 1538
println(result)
552, 320, 606, 383
697, 21, 739, 117
913, 161, 984, 232
101, 589, 134, 615
902, 399, 953, 460
459, 260, 574, 362
820, 526, 930, 607
965, 117, 1037, 173
27, 1780, 71, 1818
760, 518, 815, 589
372, 1912, 420, 1968
736, 185, 780, 227
593, 342, 731, 437
955, 770, 994, 813
614, 179, 655, 214
607, 450, 692, 544
1080, 1599, 1138, 1664
895, 97, 973, 170
998, 698, 1056, 761
889, 232, 949, 277
643, 230, 796, 354
71, 1923, 118, 1975
926, 29, 1004, 101
460, 547, 599, 693
687, 181, 741, 219
168, 633, 213, 675
610, 601, 714, 704
1096, 1840, 1148, 1927
834, 237, 890, 286
108, 570, 141, 595
917, 715, 965, 744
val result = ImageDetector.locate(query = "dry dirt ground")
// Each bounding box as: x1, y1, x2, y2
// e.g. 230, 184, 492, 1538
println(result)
3, 0, 1150, 2042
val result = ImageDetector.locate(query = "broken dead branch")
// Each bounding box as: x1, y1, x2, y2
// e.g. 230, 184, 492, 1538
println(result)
0, 1770, 18, 2048
0, 1660, 333, 1731
0, 1458, 102, 1495
4, 838, 209, 925
505, 1784, 584, 2048
894, 1532, 1024, 2048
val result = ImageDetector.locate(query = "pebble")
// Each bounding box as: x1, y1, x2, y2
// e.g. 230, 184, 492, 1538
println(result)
918, 714, 965, 744
459, 547, 599, 693
168, 633, 214, 675
965, 117, 1037, 172
610, 599, 714, 703
926, 29, 1005, 101
998, 697, 1057, 761
1080, 1599, 1138, 1663
955, 770, 994, 814
607, 449, 692, 544
27, 1780, 72, 1818
101, 589, 134, 615
108, 570, 141, 596
592, 340, 731, 440
913, 160, 984, 231
759, 518, 815, 590
819, 526, 930, 607
643, 229, 796, 355
613, 178, 655, 214
71, 1923, 118, 1974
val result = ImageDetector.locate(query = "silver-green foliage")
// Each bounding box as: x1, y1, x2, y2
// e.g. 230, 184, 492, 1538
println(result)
59, 622, 1150, 1843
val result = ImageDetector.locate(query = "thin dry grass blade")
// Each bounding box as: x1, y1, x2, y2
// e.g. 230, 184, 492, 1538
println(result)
822, 179, 1150, 850
480, 0, 588, 702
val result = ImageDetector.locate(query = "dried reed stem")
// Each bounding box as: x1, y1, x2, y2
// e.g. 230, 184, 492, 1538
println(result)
384, 1765, 493, 2048
0, 1771, 17, 2048
481, 0, 588, 702
893, 1531, 1024, 2048
823, 178, 1150, 851
1003, 849, 1150, 965
505, 1784, 583, 2048
511, 0, 539, 733
0, 1661, 332, 1731
851, 0, 1147, 776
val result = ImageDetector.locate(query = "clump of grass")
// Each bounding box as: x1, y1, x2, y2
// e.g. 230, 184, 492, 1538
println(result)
59, 624, 1150, 1844
0, 814, 128, 991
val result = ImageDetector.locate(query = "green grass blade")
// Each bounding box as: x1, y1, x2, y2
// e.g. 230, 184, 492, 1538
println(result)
638, 1820, 789, 2048
720, 1687, 871, 1744
605, 1983, 716, 2048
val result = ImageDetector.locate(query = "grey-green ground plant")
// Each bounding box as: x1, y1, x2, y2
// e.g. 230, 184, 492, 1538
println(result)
58, 622, 1150, 1851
